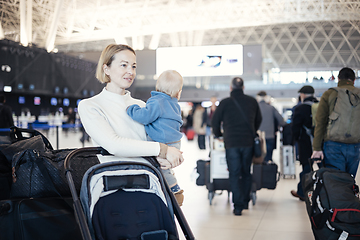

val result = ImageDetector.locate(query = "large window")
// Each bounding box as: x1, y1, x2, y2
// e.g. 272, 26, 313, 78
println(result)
269, 69, 339, 84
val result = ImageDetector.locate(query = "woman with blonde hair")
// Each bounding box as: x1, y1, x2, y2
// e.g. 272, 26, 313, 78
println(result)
78, 44, 184, 203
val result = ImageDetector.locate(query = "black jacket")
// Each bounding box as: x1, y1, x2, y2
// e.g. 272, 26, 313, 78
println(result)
291, 96, 318, 165
0, 104, 14, 129
212, 89, 262, 148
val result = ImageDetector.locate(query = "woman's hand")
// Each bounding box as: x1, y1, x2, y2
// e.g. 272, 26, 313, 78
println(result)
158, 146, 184, 169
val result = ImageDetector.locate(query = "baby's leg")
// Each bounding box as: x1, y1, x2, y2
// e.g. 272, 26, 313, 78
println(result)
161, 168, 184, 206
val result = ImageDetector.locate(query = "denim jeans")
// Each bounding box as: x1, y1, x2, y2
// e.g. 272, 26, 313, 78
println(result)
225, 146, 253, 210
264, 138, 275, 162
323, 140, 360, 177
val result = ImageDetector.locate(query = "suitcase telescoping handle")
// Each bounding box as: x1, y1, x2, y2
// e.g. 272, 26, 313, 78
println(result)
64, 147, 110, 240
308, 157, 323, 172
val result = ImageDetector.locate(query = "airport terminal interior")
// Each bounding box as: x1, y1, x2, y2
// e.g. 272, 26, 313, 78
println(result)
1, 1, 360, 239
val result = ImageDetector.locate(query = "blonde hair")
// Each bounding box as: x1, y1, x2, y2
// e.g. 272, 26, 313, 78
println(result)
156, 70, 183, 98
95, 44, 136, 83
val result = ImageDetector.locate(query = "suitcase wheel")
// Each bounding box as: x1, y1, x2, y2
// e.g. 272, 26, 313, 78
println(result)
208, 191, 215, 205
250, 191, 256, 206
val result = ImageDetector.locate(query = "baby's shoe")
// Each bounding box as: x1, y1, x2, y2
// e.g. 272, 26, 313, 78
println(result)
174, 189, 184, 206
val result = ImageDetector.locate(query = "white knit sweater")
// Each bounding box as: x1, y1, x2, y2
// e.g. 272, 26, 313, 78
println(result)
78, 88, 160, 162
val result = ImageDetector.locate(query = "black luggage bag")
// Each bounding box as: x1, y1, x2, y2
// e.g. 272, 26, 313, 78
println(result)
253, 162, 280, 190
10, 148, 99, 199
302, 167, 360, 240
0, 197, 82, 240
0, 127, 100, 240
0, 127, 53, 200
195, 159, 210, 186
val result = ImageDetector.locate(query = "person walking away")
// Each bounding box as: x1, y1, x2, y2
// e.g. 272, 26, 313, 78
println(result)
290, 85, 319, 201
184, 109, 194, 138
64, 107, 76, 136
212, 77, 262, 216
256, 91, 285, 163
312, 67, 360, 177
127, 69, 184, 204
0, 94, 15, 144
203, 96, 218, 148
193, 104, 207, 150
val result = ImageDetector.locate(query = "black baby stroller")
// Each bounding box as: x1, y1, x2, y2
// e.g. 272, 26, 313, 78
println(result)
64, 147, 195, 240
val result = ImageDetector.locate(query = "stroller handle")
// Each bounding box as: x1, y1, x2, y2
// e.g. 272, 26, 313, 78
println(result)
64, 147, 110, 171
64, 147, 109, 240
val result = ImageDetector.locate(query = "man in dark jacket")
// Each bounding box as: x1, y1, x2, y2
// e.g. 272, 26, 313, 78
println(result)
212, 77, 262, 216
290, 85, 318, 201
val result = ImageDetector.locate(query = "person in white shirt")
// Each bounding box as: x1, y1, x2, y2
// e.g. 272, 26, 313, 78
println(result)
78, 44, 185, 205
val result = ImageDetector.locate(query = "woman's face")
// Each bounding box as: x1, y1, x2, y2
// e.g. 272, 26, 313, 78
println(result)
104, 50, 136, 95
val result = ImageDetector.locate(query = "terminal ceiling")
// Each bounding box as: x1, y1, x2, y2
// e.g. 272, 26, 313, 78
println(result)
1, 0, 360, 73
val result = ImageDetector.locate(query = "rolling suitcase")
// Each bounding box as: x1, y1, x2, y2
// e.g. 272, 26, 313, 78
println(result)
252, 164, 262, 191
261, 162, 280, 189
253, 162, 280, 190
186, 129, 195, 140
195, 159, 210, 186
280, 145, 296, 179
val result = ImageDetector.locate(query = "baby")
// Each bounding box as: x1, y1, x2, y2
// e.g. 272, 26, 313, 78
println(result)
127, 70, 184, 205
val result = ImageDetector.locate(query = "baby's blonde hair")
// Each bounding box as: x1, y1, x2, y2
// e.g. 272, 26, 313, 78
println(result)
156, 70, 183, 98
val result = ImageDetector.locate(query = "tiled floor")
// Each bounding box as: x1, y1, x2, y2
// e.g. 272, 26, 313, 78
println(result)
177, 136, 313, 240
44, 128, 360, 240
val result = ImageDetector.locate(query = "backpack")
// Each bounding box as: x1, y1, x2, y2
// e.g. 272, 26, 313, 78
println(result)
311, 102, 319, 127
327, 87, 360, 143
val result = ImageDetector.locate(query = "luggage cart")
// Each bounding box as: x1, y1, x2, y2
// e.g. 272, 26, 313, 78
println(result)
207, 148, 231, 205
207, 137, 257, 206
